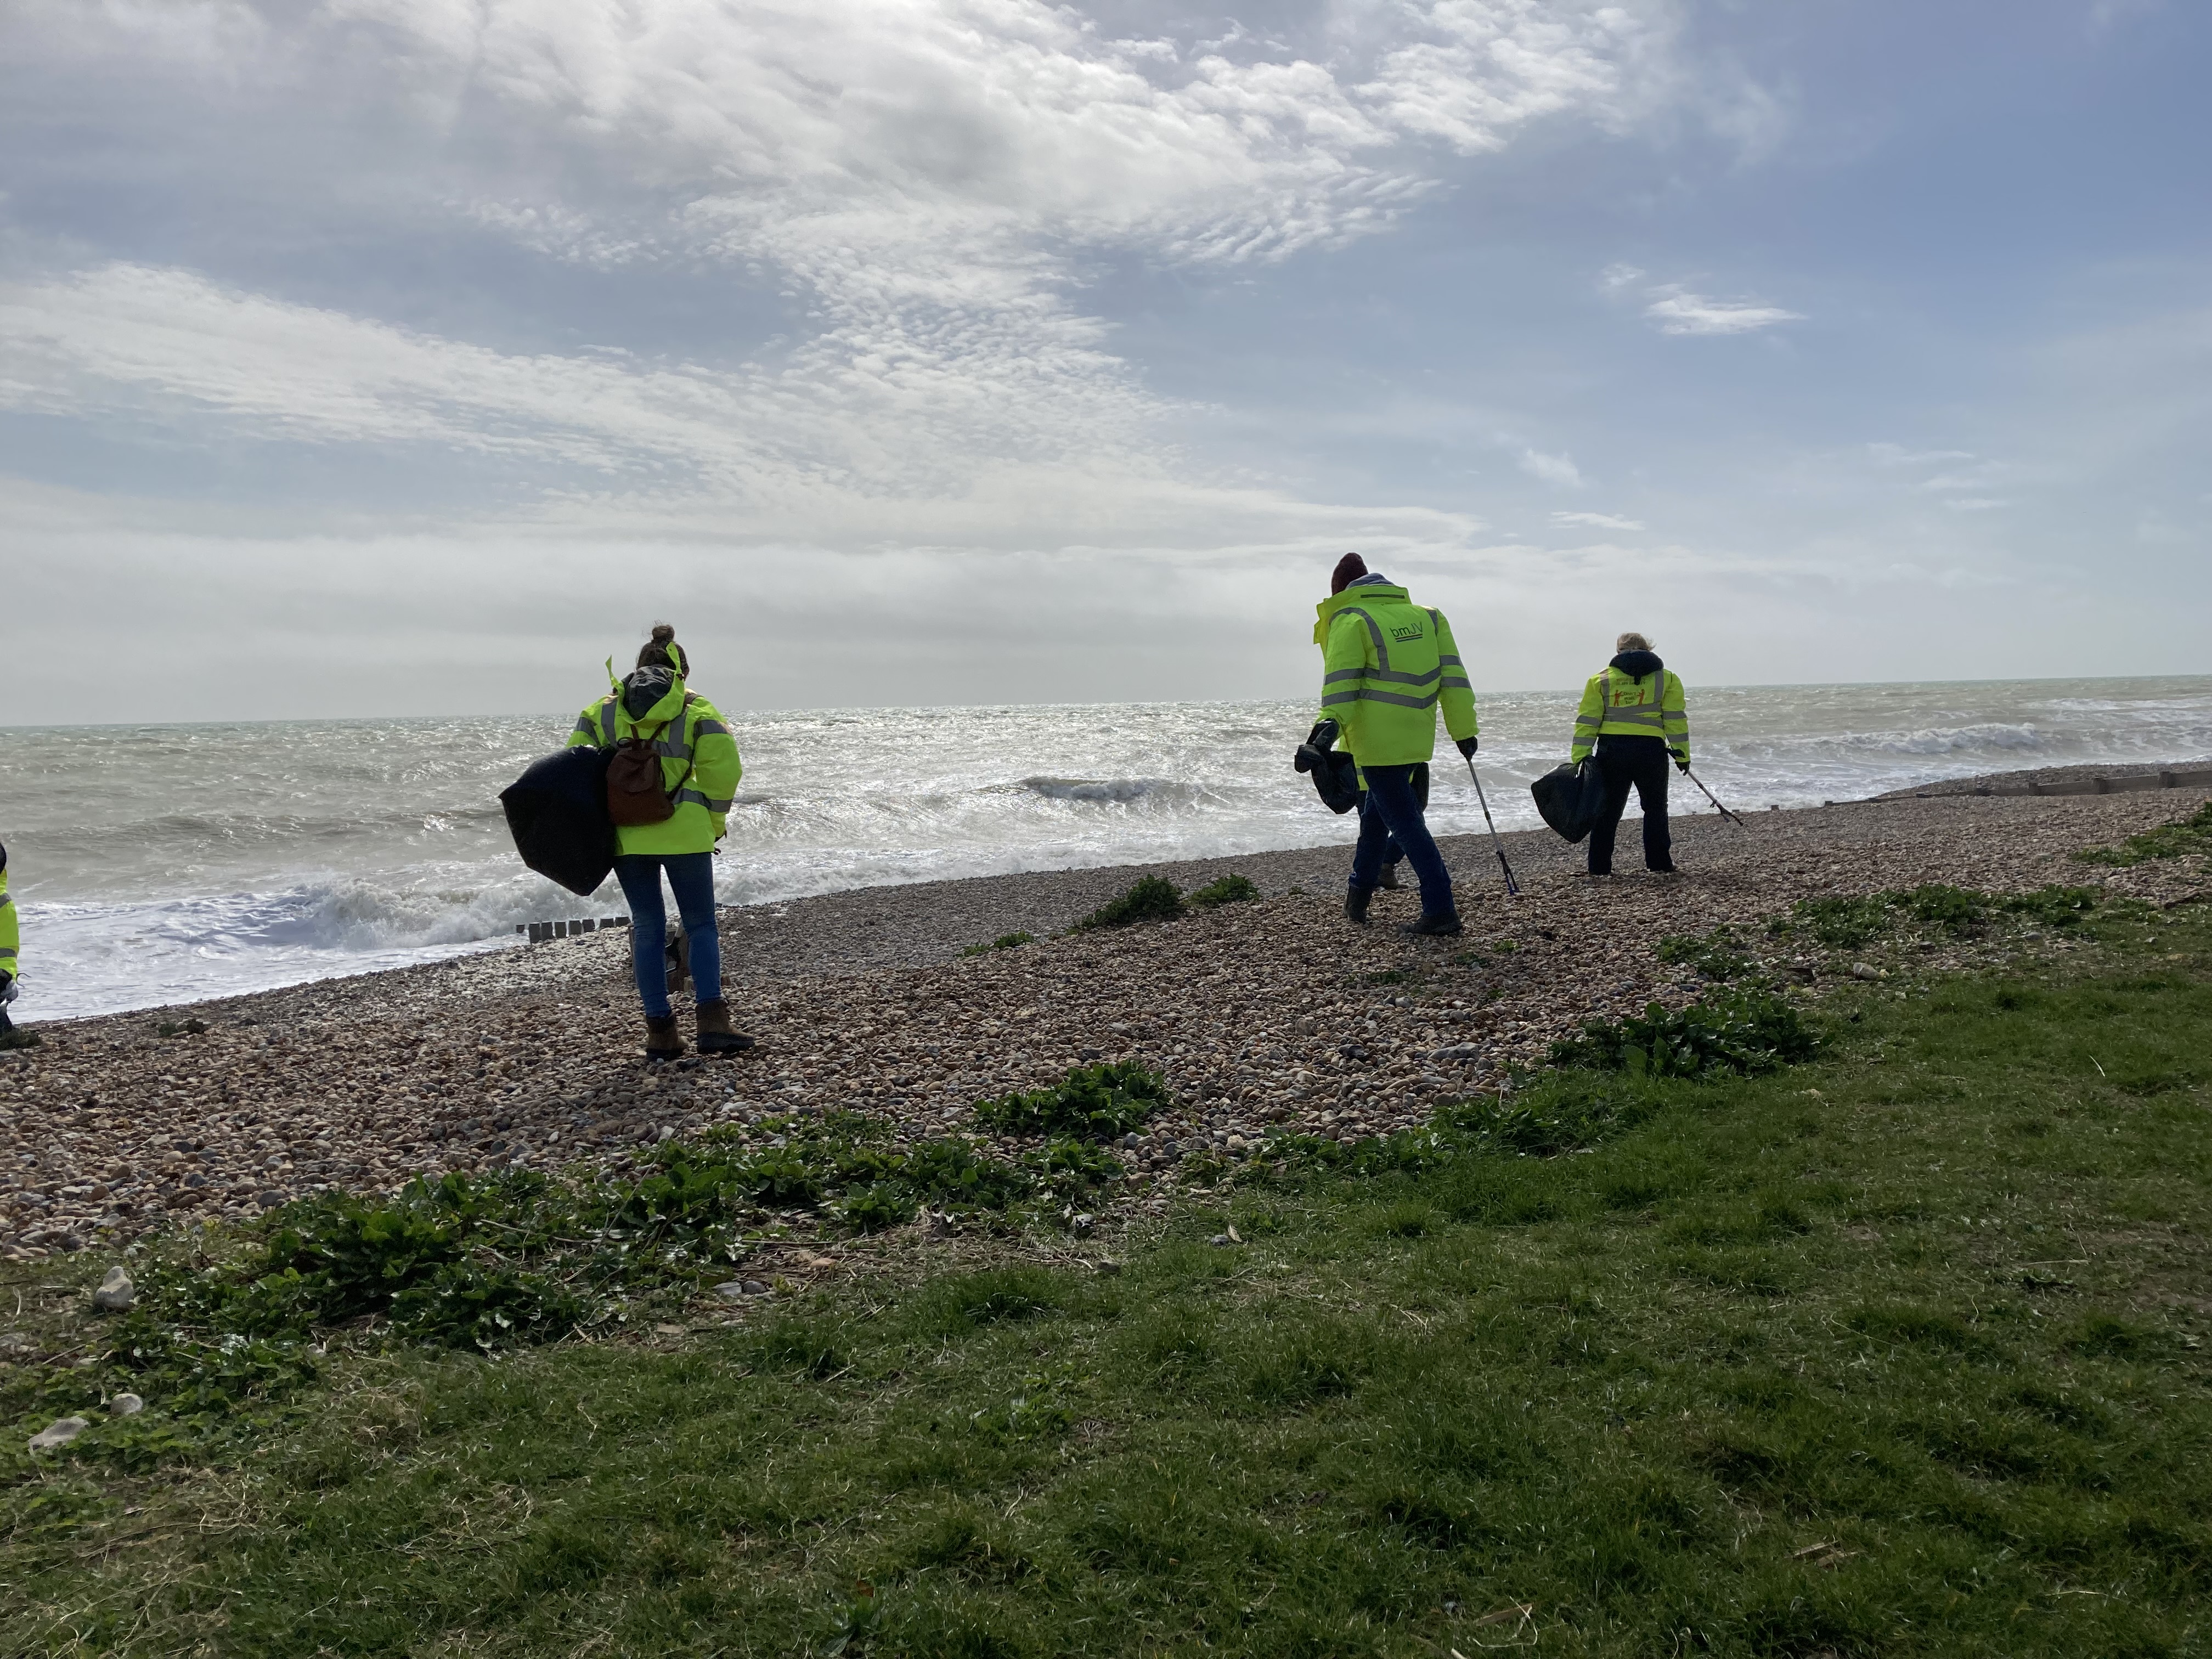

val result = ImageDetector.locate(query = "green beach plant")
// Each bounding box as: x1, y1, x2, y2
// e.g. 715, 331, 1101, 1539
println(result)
2077, 801, 2212, 866
974, 1060, 1172, 1141
1187, 874, 1259, 909
1071, 876, 1183, 930
1547, 987, 1821, 1079
1656, 926, 1758, 980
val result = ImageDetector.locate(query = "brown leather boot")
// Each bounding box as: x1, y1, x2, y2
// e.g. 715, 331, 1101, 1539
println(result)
695, 999, 755, 1055
643, 1014, 684, 1061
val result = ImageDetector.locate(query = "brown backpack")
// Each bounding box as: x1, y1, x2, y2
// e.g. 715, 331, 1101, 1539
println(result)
603, 693, 697, 827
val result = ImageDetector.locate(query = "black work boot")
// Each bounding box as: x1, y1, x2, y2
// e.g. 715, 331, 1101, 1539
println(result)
1399, 912, 1464, 938
1345, 887, 1374, 924
1377, 864, 1401, 890
643, 1015, 684, 1061
695, 1000, 755, 1055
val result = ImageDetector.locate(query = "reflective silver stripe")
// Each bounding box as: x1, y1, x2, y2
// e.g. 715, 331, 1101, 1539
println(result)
0, 947, 15, 961
675, 788, 734, 812
1330, 665, 1440, 689
569, 718, 597, 739
1441, 675, 1472, 691
0, 891, 11, 909
651, 740, 691, 759
1438, 653, 1464, 668
598, 699, 619, 747
1321, 687, 1440, 711
692, 719, 730, 738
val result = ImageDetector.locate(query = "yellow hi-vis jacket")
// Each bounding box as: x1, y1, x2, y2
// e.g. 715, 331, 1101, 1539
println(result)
1312, 580, 1479, 767
0, 853, 17, 984
1572, 664, 1690, 765
567, 676, 743, 857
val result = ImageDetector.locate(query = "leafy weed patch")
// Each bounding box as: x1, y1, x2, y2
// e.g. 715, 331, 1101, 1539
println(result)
1188, 874, 1259, 909
1547, 987, 1821, 1079
1071, 876, 1184, 930
2078, 800, 2212, 866
972, 1061, 1172, 1141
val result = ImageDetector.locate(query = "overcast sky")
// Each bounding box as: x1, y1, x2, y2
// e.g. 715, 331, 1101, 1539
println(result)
2, 0, 2205, 725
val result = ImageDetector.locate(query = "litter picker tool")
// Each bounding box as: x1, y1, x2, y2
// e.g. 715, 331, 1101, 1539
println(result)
1464, 756, 1521, 896
1684, 766, 1747, 828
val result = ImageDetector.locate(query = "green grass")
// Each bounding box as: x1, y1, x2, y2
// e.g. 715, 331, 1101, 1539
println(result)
962, 931, 1036, 957
6, 907, 2212, 1656
1776, 883, 2106, 951
2078, 802, 2212, 867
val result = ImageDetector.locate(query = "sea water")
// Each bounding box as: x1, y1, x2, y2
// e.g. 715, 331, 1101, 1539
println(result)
4, 676, 2207, 1019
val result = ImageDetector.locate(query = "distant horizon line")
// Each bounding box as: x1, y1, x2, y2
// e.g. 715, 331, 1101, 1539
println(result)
5, 672, 2210, 734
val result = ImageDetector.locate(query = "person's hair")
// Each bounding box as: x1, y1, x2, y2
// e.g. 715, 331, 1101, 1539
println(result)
636, 622, 687, 675
1616, 631, 1652, 653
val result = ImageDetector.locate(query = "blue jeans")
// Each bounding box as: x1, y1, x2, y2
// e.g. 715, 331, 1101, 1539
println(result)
1350, 763, 1455, 919
613, 853, 723, 1018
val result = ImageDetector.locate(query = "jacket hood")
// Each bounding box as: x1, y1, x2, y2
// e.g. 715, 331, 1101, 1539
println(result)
1312, 579, 1410, 645
1609, 649, 1664, 679
620, 665, 687, 723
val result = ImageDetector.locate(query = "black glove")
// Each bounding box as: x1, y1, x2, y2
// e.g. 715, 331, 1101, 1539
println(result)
1296, 718, 1340, 774
0, 972, 14, 1006
1675, 758, 1690, 774
1455, 735, 1479, 759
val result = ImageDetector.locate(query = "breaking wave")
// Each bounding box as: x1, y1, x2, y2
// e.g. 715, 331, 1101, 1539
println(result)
7, 676, 2208, 1018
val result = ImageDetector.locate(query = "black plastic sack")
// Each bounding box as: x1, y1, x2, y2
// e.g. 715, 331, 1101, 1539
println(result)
500, 746, 617, 896
1531, 759, 1608, 844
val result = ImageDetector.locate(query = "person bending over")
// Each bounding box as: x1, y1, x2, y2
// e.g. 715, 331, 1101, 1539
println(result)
1313, 553, 1479, 936
568, 624, 749, 1058
1571, 631, 1691, 877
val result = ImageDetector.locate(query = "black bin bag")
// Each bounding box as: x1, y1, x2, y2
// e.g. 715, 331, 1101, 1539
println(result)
500, 747, 617, 896
1531, 759, 1608, 844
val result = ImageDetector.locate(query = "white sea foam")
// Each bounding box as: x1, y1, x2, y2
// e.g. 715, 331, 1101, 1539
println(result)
4, 677, 2207, 1019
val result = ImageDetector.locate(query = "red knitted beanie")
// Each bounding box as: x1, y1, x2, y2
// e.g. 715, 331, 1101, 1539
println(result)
1330, 552, 1367, 594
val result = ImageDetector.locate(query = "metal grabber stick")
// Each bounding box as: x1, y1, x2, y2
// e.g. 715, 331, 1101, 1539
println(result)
1683, 766, 1747, 828
1463, 757, 1521, 896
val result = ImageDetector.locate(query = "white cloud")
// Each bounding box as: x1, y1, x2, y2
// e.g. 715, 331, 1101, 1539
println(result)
1599, 262, 1646, 290
1553, 510, 1643, 530
1642, 286, 1803, 335
1517, 447, 1584, 487
0, 262, 1497, 556
1942, 497, 2009, 512
0, 0, 1695, 551
1357, 0, 1672, 156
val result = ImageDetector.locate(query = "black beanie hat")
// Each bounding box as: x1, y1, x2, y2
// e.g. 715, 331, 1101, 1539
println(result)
1330, 552, 1367, 594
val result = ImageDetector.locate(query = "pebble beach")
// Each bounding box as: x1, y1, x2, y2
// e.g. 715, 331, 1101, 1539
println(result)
3, 771, 2207, 1260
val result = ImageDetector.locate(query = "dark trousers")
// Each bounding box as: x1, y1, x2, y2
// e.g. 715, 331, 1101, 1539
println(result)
614, 853, 723, 1018
1350, 763, 1455, 918
1588, 736, 1674, 874
1380, 764, 1429, 873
